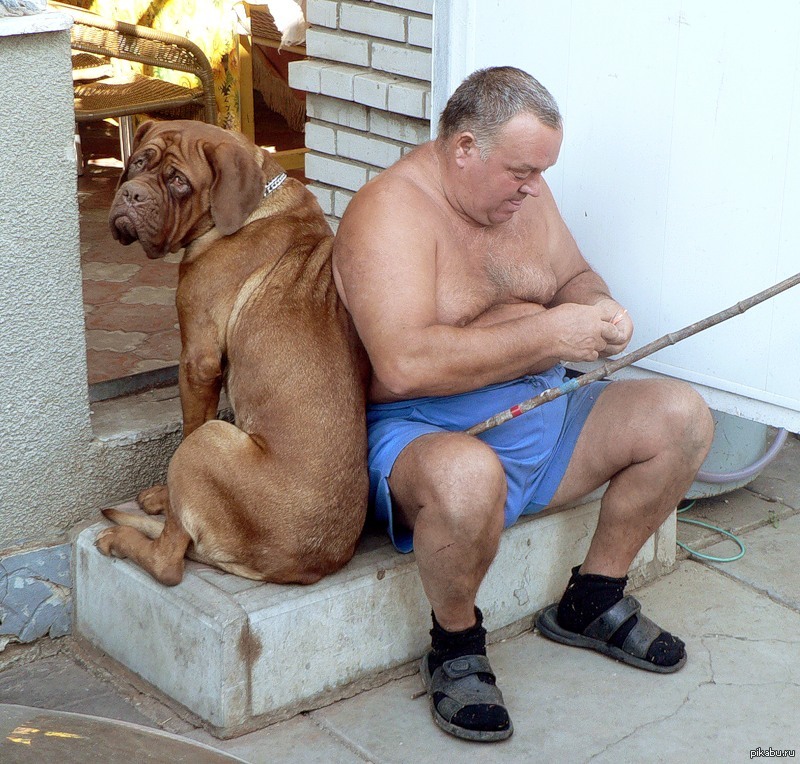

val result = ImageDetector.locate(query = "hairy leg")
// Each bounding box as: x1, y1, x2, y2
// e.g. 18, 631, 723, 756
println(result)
547, 377, 714, 575
532, 379, 713, 669
388, 432, 507, 631
391, 432, 513, 738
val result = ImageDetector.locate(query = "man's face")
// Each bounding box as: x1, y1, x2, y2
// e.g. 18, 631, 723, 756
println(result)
455, 113, 563, 226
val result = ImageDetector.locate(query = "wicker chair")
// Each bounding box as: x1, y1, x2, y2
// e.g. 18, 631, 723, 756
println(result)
51, 1, 217, 164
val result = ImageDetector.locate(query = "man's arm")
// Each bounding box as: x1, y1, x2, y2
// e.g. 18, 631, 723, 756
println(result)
468, 301, 547, 327
542, 185, 634, 357
548, 271, 633, 356
333, 180, 626, 400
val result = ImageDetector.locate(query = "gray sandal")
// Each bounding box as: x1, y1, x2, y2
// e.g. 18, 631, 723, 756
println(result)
420, 653, 513, 742
535, 595, 687, 674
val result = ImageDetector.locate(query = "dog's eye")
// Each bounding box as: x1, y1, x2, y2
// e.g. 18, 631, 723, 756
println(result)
128, 156, 147, 173
168, 173, 191, 197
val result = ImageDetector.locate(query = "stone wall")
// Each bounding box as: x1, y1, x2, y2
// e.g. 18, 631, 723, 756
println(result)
288, 0, 433, 228
0, 12, 181, 651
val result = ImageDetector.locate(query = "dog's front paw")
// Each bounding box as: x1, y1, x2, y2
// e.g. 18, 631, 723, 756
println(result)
95, 527, 125, 558
137, 484, 169, 514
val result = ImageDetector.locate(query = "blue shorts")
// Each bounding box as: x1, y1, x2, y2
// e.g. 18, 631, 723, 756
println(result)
367, 365, 610, 553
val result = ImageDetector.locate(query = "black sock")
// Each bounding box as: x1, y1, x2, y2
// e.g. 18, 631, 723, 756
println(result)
427, 608, 509, 732
556, 565, 629, 634
556, 565, 685, 668
428, 607, 487, 674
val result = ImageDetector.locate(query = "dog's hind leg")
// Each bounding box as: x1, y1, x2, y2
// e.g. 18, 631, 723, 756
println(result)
136, 484, 169, 515
102, 507, 165, 539
96, 511, 191, 586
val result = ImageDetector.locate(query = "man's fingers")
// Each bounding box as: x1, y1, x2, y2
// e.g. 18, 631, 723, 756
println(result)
601, 321, 624, 344
611, 308, 628, 325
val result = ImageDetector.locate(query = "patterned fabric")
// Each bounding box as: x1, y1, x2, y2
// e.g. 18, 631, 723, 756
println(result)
71, 0, 242, 129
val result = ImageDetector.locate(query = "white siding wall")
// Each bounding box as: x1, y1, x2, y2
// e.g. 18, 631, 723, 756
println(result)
433, 0, 800, 430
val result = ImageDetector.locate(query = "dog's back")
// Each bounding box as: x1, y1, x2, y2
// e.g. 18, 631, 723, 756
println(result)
98, 121, 369, 585
223, 192, 370, 567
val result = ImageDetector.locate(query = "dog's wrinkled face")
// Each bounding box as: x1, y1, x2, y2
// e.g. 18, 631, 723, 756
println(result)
109, 120, 274, 259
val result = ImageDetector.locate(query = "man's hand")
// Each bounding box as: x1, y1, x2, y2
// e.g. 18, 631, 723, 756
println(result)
594, 298, 634, 356
545, 302, 632, 362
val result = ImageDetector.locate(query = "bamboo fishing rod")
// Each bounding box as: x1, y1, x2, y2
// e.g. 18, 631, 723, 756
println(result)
465, 271, 800, 437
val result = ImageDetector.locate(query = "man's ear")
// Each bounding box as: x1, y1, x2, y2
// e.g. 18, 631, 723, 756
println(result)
204, 141, 266, 236
453, 131, 479, 167
116, 120, 157, 189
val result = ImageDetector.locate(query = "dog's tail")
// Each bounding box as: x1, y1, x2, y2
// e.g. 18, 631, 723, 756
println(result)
102, 508, 165, 540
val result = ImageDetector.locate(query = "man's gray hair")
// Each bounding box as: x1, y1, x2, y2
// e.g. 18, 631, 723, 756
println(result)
438, 66, 562, 156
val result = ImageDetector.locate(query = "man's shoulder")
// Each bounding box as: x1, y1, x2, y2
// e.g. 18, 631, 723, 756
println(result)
349, 144, 439, 212
335, 151, 442, 261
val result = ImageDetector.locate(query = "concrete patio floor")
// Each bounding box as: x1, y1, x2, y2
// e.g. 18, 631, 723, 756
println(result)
2, 434, 799, 763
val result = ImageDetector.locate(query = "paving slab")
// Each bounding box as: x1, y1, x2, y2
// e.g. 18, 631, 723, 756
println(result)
0, 655, 155, 728
185, 715, 365, 764
704, 511, 800, 611
747, 431, 800, 509
7, 435, 800, 760
0, 704, 246, 764
675, 487, 791, 556
3, 517, 799, 762
676, 430, 800, 555
270, 560, 799, 764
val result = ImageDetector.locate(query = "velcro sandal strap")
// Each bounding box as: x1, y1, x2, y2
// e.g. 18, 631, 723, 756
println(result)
432, 655, 505, 724
441, 654, 494, 681
582, 595, 641, 642
620, 612, 663, 660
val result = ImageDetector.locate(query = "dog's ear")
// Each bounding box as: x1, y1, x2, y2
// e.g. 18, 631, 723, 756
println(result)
115, 120, 157, 189
204, 141, 266, 236
132, 120, 157, 152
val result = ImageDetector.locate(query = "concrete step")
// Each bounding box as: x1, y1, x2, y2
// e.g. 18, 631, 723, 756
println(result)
74, 499, 675, 739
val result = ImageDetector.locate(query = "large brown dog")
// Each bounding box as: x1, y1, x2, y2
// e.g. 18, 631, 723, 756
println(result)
96, 120, 369, 586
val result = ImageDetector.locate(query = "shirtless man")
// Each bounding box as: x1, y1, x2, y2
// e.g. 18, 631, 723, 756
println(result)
333, 67, 714, 742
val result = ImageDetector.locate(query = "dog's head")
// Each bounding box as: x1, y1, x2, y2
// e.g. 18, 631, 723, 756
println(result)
109, 120, 285, 259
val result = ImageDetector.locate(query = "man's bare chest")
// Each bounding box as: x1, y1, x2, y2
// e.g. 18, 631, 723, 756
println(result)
435, 227, 558, 326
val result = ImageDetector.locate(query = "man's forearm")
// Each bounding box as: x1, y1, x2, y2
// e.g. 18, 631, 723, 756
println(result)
548, 267, 613, 308
373, 311, 564, 399
368, 281, 628, 399
469, 301, 546, 328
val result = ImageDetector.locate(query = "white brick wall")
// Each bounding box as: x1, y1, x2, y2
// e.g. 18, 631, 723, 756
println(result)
387, 78, 428, 118
408, 15, 433, 47
306, 28, 370, 66
353, 71, 399, 109
337, 128, 404, 168
320, 64, 364, 100
305, 122, 337, 154
289, 0, 433, 225
306, 0, 338, 27
371, 41, 431, 81
373, 0, 433, 13
370, 108, 430, 144
305, 153, 369, 192
306, 94, 369, 131
334, 189, 354, 218
339, 2, 406, 42
307, 183, 334, 215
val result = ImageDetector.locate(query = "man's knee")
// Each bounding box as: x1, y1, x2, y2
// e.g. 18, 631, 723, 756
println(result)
650, 379, 714, 460
391, 433, 507, 534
